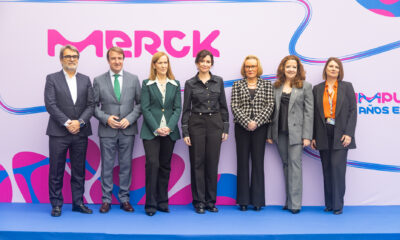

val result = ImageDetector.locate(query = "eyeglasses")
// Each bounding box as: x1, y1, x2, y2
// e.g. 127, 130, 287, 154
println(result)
63, 55, 79, 60
245, 65, 257, 70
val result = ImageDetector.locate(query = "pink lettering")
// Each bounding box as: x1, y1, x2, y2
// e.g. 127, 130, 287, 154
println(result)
393, 93, 400, 103
105, 31, 132, 58
164, 31, 190, 58
193, 30, 220, 57
381, 92, 392, 103
48, 30, 103, 57
134, 31, 161, 57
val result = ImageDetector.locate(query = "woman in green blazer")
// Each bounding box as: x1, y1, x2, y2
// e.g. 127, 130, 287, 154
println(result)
140, 52, 181, 216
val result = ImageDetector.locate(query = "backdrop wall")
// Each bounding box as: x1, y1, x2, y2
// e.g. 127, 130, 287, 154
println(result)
1, 0, 399, 205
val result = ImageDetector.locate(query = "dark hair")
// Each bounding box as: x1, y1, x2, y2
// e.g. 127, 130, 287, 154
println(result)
323, 57, 344, 81
107, 46, 125, 61
275, 55, 305, 89
195, 49, 214, 65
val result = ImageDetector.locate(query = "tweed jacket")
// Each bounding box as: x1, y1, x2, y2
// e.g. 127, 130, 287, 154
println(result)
231, 78, 274, 129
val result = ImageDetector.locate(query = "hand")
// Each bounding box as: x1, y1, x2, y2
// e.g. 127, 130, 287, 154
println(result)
184, 137, 191, 146
303, 139, 311, 147
311, 139, 317, 150
107, 115, 121, 129
161, 127, 171, 135
119, 118, 130, 129
341, 135, 352, 147
222, 133, 228, 142
156, 128, 168, 137
66, 120, 80, 134
266, 139, 273, 144
247, 121, 257, 131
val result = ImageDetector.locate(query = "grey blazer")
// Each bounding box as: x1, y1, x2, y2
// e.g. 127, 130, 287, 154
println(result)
93, 71, 141, 137
268, 81, 313, 145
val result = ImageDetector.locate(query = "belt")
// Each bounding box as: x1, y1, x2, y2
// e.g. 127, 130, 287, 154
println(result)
191, 112, 218, 116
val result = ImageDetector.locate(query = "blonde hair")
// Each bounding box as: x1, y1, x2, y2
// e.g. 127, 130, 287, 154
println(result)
240, 55, 263, 78
149, 52, 175, 80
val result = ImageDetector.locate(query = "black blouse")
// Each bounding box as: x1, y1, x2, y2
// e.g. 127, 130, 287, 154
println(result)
279, 92, 291, 134
181, 73, 229, 137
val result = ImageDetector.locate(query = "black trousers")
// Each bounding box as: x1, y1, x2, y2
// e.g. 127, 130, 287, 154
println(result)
143, 136, 175, 211
49, 135, 88, 207
188, 113, 223, 208
235, 123, 267, 207
319, 124, 348, 211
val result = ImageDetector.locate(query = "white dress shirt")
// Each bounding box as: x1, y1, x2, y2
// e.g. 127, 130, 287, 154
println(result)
110, 69, 123, 90
63, 70, 77, 126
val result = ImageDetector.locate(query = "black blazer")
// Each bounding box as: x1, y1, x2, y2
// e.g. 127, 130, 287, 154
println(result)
44, 70, 94, 137
313, 80, 357, 150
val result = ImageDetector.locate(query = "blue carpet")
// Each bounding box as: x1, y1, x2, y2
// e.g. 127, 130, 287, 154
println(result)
0, 203, 400, 240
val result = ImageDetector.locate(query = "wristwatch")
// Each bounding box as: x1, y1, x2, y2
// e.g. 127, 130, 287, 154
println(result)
79, 119, 85, 128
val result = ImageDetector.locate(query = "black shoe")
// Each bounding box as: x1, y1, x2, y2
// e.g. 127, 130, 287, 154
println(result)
72, 204, 93, 214
157, 206, 170, 213
290, 209, 300, 214
146, 211, 156, 216
282, 205, 288, 210
51, 206, 62, 217
206, 205, 218, 212
324, 207, 333, 212
254, 206, 262, 211
195, 207, 205, 214
333, 209, 343, 215
239, 205, 248, 211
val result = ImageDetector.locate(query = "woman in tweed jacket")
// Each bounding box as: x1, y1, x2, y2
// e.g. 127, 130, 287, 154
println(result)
231, 55, 274, 211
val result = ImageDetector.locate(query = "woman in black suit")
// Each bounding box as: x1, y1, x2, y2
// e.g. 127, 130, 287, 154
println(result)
231, 55, 274, 211
311, 57, 357, 215
181, 49, 229, 214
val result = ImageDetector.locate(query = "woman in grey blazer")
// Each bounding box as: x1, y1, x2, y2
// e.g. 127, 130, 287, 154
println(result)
267, 55, 313, 214
311, 57, 357, 215
231, 55, 274, 211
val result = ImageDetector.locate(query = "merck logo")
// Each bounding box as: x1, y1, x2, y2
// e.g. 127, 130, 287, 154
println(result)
47, 29, 220, 58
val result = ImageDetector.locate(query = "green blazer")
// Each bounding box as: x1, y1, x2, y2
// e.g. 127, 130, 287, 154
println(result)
140, 79, 182, 141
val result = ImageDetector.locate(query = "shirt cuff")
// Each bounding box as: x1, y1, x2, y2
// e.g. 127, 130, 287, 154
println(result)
64, 119, 72, 127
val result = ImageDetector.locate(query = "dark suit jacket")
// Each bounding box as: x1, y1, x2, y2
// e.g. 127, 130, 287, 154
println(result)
44, 70, 94, 137
93, 71, 141, 137
313, 80, 357, 150
231, 78, 274, 129
140, 79, 182, 141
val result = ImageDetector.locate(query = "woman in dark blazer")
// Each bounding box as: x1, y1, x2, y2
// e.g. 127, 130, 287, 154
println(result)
311, 57, 357, 215
231, 55, 274, 211
140, 52, 181, 216
181, 49, 229, 214
267, 55, 313, 214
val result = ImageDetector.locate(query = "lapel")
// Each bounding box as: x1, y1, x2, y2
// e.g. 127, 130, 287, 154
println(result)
275, 85, 283, 113
75, 73, 84, 106
106, 72, 119, 103
241, 79, 251, 100
148, 81, 164, 107
317, 83, 326, 123
59, 70, 75, 106
164, 81, 176, 107
335, 81, 345, 116
288, 87, 299, 111
120, 71, 129, 103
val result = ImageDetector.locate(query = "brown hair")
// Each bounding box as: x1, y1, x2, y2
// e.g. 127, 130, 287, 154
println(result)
59, 44, 79, 60
240, 55, 263, 78
274, 55, 305, 88
195, 49, 214, 65
149, 51, 175, 80
107, 46, 125, 61
323, 57, 344, 81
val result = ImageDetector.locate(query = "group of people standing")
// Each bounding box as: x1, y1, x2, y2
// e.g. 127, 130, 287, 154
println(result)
44, 44, 357, 218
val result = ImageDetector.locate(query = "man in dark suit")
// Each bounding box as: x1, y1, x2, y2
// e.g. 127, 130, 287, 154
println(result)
44, 44, 95, 217
94, 47, 141, 213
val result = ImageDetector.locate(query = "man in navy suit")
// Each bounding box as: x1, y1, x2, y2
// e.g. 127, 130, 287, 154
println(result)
44, 44, 94, 217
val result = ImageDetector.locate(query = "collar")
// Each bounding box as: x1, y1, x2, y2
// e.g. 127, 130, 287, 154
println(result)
324, 80, 338, 90
195, 72, 216, 83
110, 70, 123, 77
63, 69, 77, 79
146, 78, 178, 86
